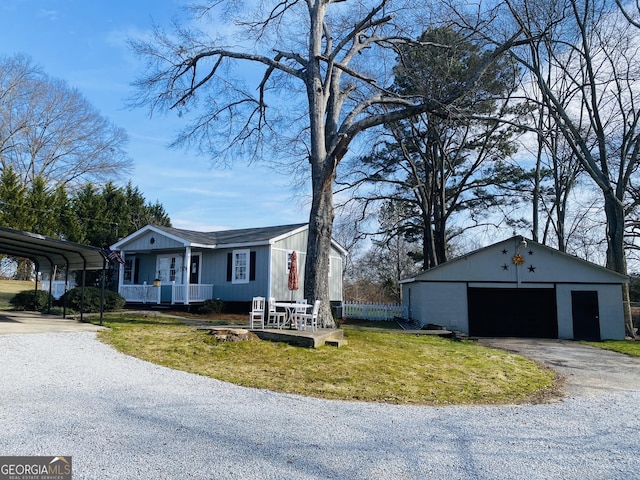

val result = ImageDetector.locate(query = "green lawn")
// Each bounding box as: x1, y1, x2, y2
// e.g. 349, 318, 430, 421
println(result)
0, 279, 37, 309
581, 340, 640, 357
95, 314, 558, 406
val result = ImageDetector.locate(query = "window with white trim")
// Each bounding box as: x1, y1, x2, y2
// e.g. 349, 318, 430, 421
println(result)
124, 257, 134, 283
232, 249, 250, 284
287, 250, 296, 273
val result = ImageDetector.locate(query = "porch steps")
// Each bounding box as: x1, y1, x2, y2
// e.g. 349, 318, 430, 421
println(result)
325, 337, 348, 347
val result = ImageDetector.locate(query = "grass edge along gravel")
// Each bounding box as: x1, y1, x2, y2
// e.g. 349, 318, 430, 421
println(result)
95, 314, 559, 406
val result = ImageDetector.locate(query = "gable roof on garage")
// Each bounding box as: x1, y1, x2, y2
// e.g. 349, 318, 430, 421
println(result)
0, 226, 107, 272
399, 236, 628, 340
401, 236, 628, 285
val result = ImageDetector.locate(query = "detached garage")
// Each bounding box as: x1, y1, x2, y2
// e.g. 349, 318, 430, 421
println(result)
400, 236, 627, 340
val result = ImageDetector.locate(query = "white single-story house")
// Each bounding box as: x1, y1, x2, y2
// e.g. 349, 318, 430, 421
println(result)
110, 223, 346, 308
400, 236, 627, 340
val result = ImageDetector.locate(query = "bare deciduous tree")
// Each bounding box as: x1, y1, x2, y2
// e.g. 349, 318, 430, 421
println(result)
503, 0, 640, 337
0, 54, 132, 190
129, 0, 523, 326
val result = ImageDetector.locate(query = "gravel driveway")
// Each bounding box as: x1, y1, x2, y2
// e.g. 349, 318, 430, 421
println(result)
0, 332, 638, 480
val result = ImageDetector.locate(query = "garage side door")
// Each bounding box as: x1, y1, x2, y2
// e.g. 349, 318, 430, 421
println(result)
468, 288, 558, 338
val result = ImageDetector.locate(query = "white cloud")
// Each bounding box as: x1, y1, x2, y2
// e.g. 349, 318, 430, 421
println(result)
37, 9, 58, 21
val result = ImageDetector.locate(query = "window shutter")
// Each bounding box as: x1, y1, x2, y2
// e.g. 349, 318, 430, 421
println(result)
249, 251, 256, 281
226, 252, 232, 282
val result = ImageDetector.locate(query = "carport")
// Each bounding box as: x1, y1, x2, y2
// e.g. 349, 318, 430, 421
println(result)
0, 225, 108, 323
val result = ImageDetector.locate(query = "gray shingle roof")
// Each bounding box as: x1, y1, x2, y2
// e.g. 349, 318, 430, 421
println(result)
152, 223, 308, 247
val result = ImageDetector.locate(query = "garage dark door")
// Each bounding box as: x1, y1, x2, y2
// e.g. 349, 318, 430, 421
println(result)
468, 287, 558, 338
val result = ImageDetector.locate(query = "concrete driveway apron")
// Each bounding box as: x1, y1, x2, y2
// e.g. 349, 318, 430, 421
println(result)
478, 338, 640, 397
0, 311, 106, 334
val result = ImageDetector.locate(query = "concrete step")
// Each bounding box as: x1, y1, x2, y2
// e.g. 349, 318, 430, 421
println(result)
325, 338, 348, 347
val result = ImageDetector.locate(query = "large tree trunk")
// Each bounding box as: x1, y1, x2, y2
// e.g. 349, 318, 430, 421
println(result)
603, 193, 635, 338
303, 1, 336, 328
422, 209, 436, 270
304, 161, 336, 328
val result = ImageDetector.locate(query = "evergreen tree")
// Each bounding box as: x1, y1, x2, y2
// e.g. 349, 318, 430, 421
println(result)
346, 28, 525, 269
26, 177, 56, 236
0, 166, 28, 230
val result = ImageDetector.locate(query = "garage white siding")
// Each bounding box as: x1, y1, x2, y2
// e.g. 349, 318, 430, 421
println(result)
401, 236, 628, 340
407, 282, 468, 332
556, 284, 625, 340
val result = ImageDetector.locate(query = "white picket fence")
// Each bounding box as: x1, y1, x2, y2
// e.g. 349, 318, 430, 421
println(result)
40, 280, 76, 299
341, 301, 407, 321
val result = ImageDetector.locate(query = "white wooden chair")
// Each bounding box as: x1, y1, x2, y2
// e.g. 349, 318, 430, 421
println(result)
267, 297, 286, 328
249, 296, 266, 329
291, 299, 308, 329
298, 300, 320, 331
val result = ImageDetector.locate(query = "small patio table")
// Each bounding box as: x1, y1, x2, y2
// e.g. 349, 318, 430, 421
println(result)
273, 302, 311, 330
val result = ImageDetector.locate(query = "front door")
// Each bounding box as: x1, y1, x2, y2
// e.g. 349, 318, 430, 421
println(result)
156, 255, 183, 284
157, 255, 183, 303
189, 254, 201, 284
571, 290, 601, 341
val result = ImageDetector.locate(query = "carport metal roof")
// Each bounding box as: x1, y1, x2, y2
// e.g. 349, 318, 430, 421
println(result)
0, 226, 106, 272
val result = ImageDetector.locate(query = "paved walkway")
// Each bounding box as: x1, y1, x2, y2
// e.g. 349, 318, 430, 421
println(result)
478, 338, 640, 397
0, 311, 107, 334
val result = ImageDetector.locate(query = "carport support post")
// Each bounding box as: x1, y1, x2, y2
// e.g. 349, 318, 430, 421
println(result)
99, 260, 106, 326
80, 269, 86, 323
33, 272, 39, 307
47, 265, 55, 313
63, 267, 69, 319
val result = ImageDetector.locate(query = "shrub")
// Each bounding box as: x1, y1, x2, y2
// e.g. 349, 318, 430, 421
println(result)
197, 298, 224, 315
9, 290, 54, 311
61, 287, 126, 313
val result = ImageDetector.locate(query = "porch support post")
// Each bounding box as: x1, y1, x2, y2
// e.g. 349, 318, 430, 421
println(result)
118, 251, 125, 296
184, 246, 191, 305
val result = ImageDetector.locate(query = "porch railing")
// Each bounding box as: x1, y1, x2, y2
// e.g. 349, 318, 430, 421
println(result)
341, 301, 408, 321
118, 283, 214, 305
171, 283, 214, 304
118, 284, 161, 304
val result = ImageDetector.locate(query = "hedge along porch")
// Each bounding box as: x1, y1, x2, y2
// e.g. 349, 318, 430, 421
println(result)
400, 236, 628, 340
110, 223, 346, 308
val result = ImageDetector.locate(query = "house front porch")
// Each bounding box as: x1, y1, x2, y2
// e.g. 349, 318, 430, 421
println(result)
118, 282, 214, 305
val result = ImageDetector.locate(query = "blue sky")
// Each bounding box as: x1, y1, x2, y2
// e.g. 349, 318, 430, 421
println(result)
0, 0, 310, 232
